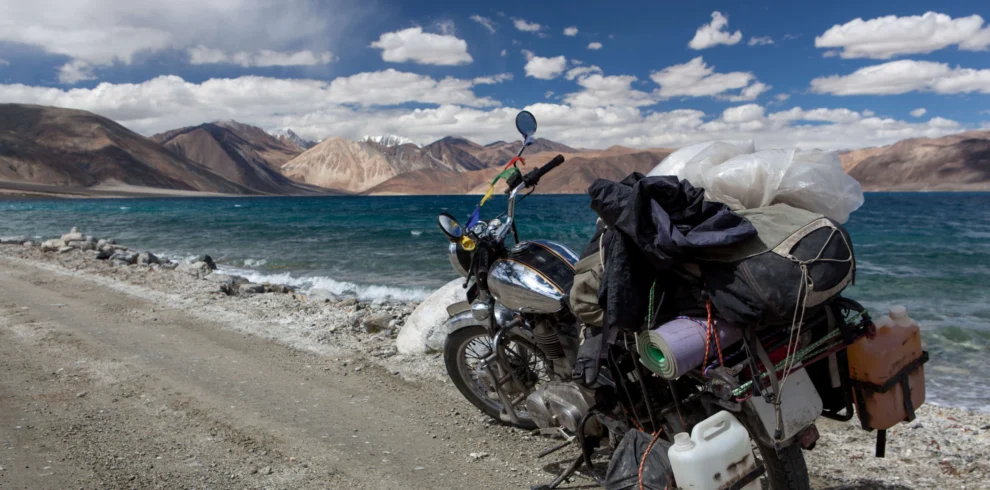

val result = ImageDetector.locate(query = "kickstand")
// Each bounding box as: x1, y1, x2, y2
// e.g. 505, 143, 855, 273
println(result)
531, 455, 583, 490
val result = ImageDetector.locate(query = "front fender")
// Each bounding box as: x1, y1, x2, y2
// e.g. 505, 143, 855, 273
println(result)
443, 302, 533, 343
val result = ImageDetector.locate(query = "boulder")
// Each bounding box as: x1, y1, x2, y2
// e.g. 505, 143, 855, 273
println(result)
109, 251, 137, 265
265, 284, 293, 294
161, 261, 179, 270
41, 239, 65, 252
95, 248, 114, 260
23, 241, 35, 248
137, 252, 160, 266
97, 239, 108, 248
68, 240, 95, 251
0, 236, 29, 244
339, 297, 358, 307
308, 288, 340, 302
84, 235, 97, 244
110, 244, 128, 251
178, 261, 212, 278
363, 312, 393, 333
238, 283, 266, 295
196, 255, 217, 270
396, 278, 465, 355
61, 227, 84, 242
58, 246, 74, 254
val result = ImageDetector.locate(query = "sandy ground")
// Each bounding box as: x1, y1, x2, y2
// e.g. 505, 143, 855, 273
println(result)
0, 242, 988, 489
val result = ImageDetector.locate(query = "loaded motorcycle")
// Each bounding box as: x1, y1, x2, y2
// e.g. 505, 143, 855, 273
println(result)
435, 111, 922, 490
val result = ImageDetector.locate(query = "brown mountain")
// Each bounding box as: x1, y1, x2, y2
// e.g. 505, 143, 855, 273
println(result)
365, 149, 671, 195
152, 121, 322, 194
0, 104, 251, 194
848, 131, 990, 191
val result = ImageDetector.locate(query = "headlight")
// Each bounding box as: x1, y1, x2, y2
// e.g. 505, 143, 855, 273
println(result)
448, 242, 471, 278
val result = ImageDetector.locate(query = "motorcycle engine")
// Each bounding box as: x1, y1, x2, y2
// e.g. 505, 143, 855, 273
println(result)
525, 382, 600, 435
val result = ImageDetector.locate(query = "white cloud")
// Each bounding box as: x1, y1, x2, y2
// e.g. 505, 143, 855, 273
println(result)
370, 27, 472, 66
564, 74, 655, 108
910, 108, 927, 117
187, 46, 334, 67
0, 59, 10, 66
470, 15, 496, 34
0, 76, 970, 151
863, 110, 876, 117
565, 65, 603, 80
810, 59, 990, 95
689, 11, 742, 50
544, 90, 554, 99
587, 42, 603, 50
815, 12, 990, 59
513, 18, 542, 33
522, 50, 567, 80
500, 49, 507, 57
748, 36, 774, 46
0, 0, 343, 77
472, 73, 513, 85
57, 60, 96, 84
774, 94, 791, 102
651, 57, 769, 101
564, 27, 578, 36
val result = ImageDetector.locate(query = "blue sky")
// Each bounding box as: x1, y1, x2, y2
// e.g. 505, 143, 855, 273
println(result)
0, 0, 988, 149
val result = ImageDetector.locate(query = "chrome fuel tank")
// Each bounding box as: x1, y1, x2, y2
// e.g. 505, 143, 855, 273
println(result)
488, 240, 578, 314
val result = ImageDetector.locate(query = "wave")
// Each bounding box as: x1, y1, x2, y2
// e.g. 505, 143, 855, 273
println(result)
243, 258, 267, 267
410, 230, 423, 236
217, 265, 431, 302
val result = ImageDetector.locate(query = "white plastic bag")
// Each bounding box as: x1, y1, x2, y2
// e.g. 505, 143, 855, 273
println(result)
647, 140, 755, 186
648, 141, 864, 223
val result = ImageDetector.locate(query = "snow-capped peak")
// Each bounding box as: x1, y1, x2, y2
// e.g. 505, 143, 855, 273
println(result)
270, 128, 316, 149
362, 134, 415, 147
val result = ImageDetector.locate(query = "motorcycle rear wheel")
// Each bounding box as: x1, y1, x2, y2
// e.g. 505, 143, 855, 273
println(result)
444, 325, 550, 430
741, 419, 811, 490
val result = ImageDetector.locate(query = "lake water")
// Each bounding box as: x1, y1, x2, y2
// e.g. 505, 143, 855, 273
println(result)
2, 192, 988, 411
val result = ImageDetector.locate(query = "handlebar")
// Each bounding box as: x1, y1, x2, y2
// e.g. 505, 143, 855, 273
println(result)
494, 154, 566, 242
522, 154, 565, 188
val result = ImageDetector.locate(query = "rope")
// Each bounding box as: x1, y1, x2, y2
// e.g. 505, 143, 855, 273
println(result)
638, 429, 664, 490
701, 300, 724, 376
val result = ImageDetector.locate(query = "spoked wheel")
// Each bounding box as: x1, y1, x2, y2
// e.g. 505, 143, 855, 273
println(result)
444, 325, 552, 430
738, 418, 811, 490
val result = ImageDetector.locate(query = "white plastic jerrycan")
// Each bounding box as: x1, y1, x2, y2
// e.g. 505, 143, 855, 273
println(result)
668, 411, 759, 490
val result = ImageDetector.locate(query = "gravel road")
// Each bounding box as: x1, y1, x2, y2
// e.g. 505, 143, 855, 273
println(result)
0, 244, 987, 489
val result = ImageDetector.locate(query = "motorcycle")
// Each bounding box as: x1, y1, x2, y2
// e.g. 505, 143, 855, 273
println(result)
436, 111, 875, 490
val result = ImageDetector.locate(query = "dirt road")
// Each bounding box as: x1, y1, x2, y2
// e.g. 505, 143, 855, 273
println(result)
0, 257, 568, 489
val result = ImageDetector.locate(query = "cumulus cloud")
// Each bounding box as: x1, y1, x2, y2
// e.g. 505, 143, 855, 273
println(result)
57, 60, 96, 84
470, 15, 496, 34
565, 65, 603, 80
187, 46, 335, 67
370, 27, 472, 65
513, 18, 542, 32
0, 0, 344, 79
563, 74, 655, 108
689, 11, 742, 50
910, 108, 927, 117
0, 75, 969, 150
651, 57, 769, 101
522, 50, 567, 80
815, 12, 990, 59
564, 27, 578, 36
748, 36, 774, 46
587, 42, 603, 50
810, 59, 990, 95
774, 94, 791, 102
0, 59, 10, 66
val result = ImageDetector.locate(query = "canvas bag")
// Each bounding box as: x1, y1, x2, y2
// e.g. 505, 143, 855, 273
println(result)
698, 203, 855, 327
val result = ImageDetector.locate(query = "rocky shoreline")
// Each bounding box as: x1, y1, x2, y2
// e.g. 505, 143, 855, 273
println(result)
2, 228, 989, 489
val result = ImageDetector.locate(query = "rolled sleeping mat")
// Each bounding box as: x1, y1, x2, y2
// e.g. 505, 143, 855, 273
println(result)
637, 317, 743, 379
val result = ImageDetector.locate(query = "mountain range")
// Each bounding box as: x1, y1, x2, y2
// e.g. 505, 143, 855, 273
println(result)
0, 103, 987, 198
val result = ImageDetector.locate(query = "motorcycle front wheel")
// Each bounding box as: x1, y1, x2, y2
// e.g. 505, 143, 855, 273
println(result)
443, 325, 551, 430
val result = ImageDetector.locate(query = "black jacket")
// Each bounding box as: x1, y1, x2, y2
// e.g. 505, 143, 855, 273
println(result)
588, 173, 756, 331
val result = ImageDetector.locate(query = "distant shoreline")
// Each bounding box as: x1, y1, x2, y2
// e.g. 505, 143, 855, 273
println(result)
3, 180, 990, 201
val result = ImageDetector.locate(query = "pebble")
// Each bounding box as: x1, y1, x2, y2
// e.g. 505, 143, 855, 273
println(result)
76, 391, 88, 398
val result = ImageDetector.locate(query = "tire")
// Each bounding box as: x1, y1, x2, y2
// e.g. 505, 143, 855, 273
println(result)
443, 325, 547, 430
743, 420, 811, 490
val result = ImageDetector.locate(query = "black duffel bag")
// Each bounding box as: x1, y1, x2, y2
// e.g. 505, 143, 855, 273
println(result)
697, 203, 855, 328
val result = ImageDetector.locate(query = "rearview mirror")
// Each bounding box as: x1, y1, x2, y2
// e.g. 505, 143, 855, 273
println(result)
515, 111, 537, 138
437, 213, 463, 240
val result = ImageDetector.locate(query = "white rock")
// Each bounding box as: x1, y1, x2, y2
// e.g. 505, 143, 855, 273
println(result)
58, 246, 74, 254
396, 278, 465, 355
41, 239, 65, 252
61, 231, 84, 242
178, 261, 212, 279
